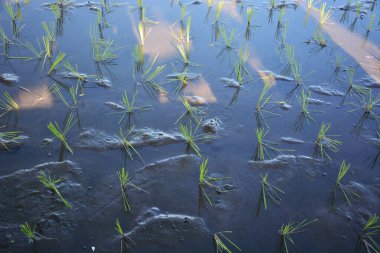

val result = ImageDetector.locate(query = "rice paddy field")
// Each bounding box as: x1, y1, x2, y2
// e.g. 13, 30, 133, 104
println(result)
0, 0, 380, 252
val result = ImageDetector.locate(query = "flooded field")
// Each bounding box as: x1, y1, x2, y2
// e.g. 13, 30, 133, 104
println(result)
0, 0, 380, 252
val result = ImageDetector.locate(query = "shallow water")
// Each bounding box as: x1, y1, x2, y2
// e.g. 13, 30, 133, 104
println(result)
0, 0, 380, 252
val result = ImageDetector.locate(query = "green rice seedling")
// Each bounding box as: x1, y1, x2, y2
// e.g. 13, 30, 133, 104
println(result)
329, 160, 359, 206
132, 44, 145, 72
233, 48, 250, 85
23, 40, 44, 61
256, 77, 278, 122
356, 214, 380, 253
119, 90, 150, 123
214, 231, 241, 253
260, 173, 284, 210
254, 128, 287, 161
314, 123, 342, 160
137, 0, 143, 9
215, 0, 224, 22
247, 7, 253, 25
179, 121, 211, 157
312, 29, 327, 48
48, 51, 66, 75
116, 127, 143, 161
290, 62, 303, 86
90, 28, 121, 64
50, 83, 78, 109
20, 222, 36, 243
0, 91, 20, 117
47, 113, 76, 154
177, 43, 191, 65
0, 131, 23, 150
319, 2, 333, 25
349, 90, 380, 119
347, 67, 370, 96
0, 25, 13, 55
117, 167, 148, 212
293, 89, 315, 132
334, 54, 345, 73
269, 0, 276, 9
5, 3, 16, 22
140, 53, 166, 93
115, 219, 128, 252
50, 3, 61, 20
281, 44, 296, 77
279, 219, 318, 253
42, 21, 55, 43
63, 61, 89, 82
180, 3, 187, 22
176, 97, 205, 124
185, 16, 191, 45
138, 22, 149, 46
220, 27, 236, 50
37, 171, 72, 209
199, 158, 225, 205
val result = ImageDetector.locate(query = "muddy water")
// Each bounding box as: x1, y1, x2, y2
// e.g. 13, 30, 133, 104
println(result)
0, 0, 380, 252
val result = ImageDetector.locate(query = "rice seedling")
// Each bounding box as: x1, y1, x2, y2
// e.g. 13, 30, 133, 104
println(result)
180, 3, 187, 23
140, 53, 166, 94
199, 158, 225, 205
48, 51, 66, 75
0, 25, 13, 56
117, 167, 148, 212
90, 27, 121, 64
215, 0, 224, 22
349, 90, 380, 119
279, 219, 318, 253
20, 222, 36, 243
132, 44, 145, 72
260, 173, 284, 210
116, 127, 143, 161
313, 123, 342, 160
254, 128, 287, 161
318, 2, 333, 26
214, 231, 241, 253
5, 3, 24, 37
137, 0, 143, 9
138, 22, 149, 46
63, 61, 89, 82
247, 7, 253, 26
334, 54, 345, 73
23, 40, 44, 61
0, 91, 20, 117
50, 83, 78, 109
256, 77, 278, 122
0, 131, 23, 150
311, 29, 327, 48
290, 62, 303, 86
329, 160, 359, 206
220, 27, 236, 50
363, 14, 376, 45
37, 171, 72, 209
281, 44, 296, 77
293, 89, 315, 131
346, 67, 370, 96
118, 90, 150, 123
115, 219, 128, 252
42, 21, 55, 43
47, 112, 76, 154
179, 121, 211, 157
232, 51, 250, 86
356, 214, 380, 253
176, 97, 205, 124
176, 43, 191, 65
269, 0, 276, 9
